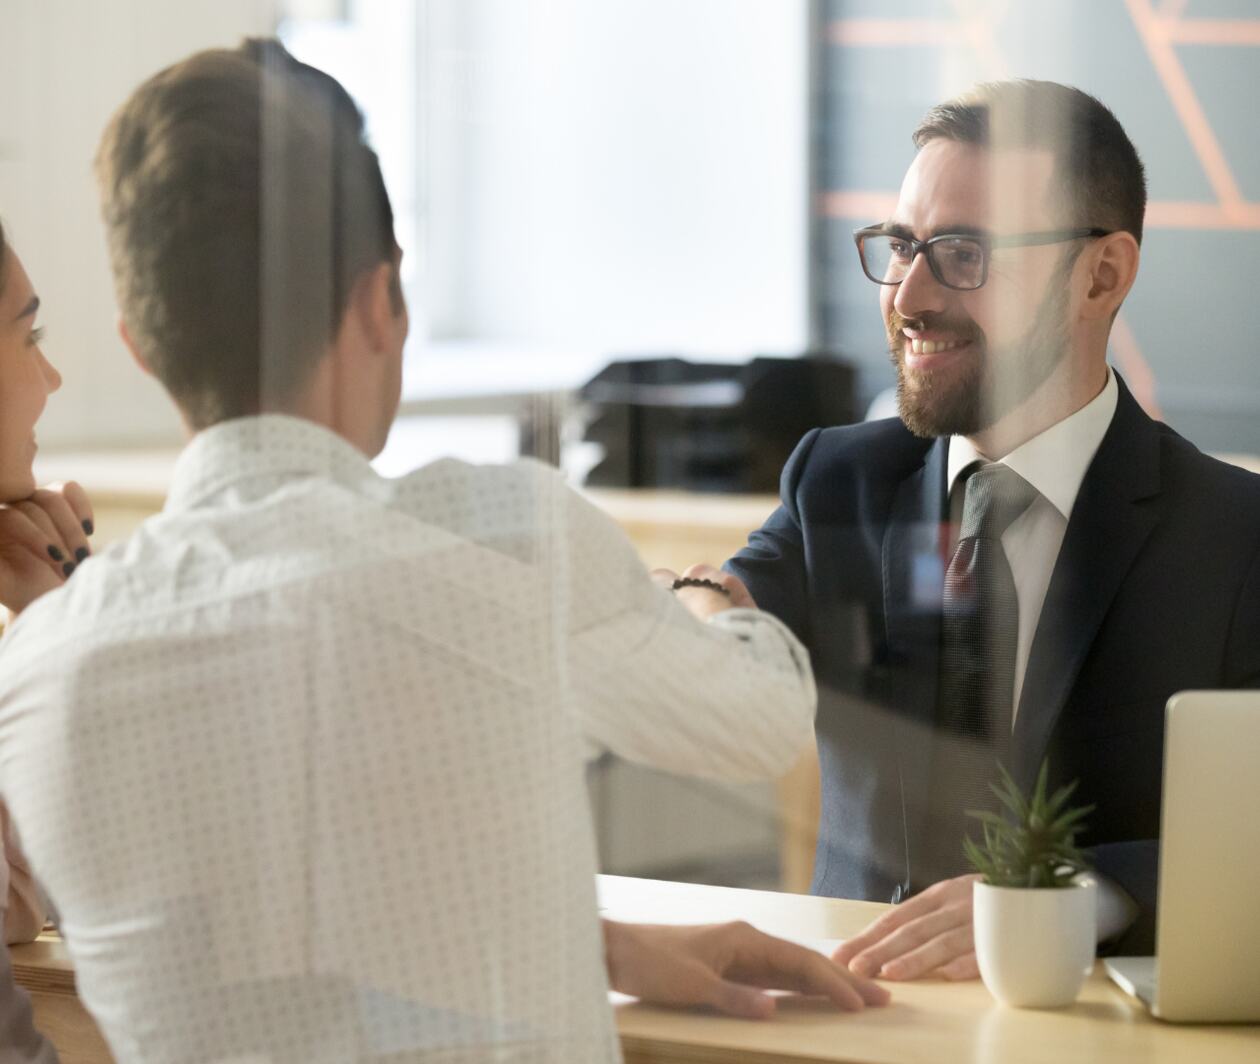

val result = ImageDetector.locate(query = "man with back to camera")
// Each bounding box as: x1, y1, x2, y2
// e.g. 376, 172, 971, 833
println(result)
726, 79, 1260, 980
0, 38, 886, 1064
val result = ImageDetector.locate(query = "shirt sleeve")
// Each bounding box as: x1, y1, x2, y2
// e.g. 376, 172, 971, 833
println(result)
556, 476, 816, 781
1087, 871, 1140, 944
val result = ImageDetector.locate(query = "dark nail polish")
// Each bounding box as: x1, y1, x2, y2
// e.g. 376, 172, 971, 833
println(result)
75, 546, 89, 563
82, 519, 94, 536
47, 545, 64, 562
62, 561, 75, 577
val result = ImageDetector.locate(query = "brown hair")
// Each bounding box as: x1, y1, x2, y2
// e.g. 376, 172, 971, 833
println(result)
913, 80, 1147, 245
95, 38, 399, 429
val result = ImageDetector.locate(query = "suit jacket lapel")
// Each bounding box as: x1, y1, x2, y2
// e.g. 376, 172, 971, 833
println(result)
881, 436, 950, 878
1012, 377, 1162, 790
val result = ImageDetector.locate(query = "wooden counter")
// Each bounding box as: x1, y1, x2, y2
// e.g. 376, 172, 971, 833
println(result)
13, 875, 1260, 1064
30, 449, 780, 578
10, 934, 111, 1064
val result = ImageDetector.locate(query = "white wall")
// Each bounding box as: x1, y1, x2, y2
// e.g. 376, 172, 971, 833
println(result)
0, 0, 278, 448
2, 0, 809, 444
421, 0, 810, 355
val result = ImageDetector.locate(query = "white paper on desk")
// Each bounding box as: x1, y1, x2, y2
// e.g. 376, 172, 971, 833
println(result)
597, 903, 847, 955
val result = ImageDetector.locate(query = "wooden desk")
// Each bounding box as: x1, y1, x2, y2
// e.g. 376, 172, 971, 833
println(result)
599, 875, 1260, 1064
12, 876, 1260, 1063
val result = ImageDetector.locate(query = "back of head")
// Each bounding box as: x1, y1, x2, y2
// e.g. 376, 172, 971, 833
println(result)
913, 79, 1147, 245
95, 38, 398, 430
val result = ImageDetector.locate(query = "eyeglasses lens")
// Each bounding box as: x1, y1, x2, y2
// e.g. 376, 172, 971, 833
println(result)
932, 237, 986, 290
860, 234, 987, 291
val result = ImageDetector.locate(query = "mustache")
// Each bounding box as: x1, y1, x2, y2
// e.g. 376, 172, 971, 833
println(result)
886, 310, 984, 342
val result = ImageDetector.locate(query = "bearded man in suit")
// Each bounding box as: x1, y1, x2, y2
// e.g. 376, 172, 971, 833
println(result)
727, 79, 1260, 977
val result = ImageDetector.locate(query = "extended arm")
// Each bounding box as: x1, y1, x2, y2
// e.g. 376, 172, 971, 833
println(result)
723, 429, 820, 649
561, 476, 816, 782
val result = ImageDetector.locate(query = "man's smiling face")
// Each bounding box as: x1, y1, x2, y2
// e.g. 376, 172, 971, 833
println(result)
882, 138, 1077, 440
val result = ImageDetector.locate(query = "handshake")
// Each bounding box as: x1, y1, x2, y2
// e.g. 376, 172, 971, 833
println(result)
651, 564, 758, 619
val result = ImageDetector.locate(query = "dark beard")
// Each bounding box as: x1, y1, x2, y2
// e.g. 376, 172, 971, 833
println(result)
889, 280, 1070, 440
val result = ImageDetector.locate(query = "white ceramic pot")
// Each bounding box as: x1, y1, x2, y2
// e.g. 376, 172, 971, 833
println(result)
973, 878, 1097, 1008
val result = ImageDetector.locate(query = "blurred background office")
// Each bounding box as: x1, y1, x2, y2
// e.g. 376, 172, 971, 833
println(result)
3, 0, 1259, 890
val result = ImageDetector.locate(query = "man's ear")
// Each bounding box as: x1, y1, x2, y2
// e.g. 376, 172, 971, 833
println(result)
1080, 231, 1140, 321
118, 318, 154, 377
353, 256, 405, 356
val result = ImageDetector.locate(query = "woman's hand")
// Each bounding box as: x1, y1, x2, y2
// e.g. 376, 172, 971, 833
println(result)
0, 481, 94, 616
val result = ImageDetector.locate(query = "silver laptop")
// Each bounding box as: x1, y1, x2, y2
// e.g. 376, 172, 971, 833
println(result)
1104, 691, 1260, 1022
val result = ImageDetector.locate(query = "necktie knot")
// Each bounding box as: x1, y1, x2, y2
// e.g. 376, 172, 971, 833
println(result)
959, 463, 1038, 542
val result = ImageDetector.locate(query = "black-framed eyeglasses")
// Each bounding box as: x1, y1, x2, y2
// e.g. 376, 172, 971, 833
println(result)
853, 225, 1114, 292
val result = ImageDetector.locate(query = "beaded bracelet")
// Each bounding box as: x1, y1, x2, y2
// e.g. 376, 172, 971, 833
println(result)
671, 577, 731, 596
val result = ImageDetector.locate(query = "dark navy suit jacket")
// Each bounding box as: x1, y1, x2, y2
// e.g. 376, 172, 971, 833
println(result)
728, 376, 1260, 953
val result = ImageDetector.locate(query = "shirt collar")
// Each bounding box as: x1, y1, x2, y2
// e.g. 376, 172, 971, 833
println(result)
946, 369, 1118, 519
165, 414, 375, 513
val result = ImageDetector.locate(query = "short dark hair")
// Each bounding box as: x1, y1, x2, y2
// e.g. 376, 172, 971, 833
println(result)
913, 80, 1147, 245
95, 38, 400, 429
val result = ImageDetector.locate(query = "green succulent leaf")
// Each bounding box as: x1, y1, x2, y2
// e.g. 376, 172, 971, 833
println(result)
963, 758, 1093, 889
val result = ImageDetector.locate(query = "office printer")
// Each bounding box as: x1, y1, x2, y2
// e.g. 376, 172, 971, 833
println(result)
579, 355, 855, 493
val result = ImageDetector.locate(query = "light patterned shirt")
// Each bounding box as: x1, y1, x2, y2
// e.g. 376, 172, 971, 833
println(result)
0, 415, 815, 1064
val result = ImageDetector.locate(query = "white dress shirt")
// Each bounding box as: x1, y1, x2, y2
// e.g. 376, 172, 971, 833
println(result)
946, 369, 1119, 719
0, 415, 816, 1064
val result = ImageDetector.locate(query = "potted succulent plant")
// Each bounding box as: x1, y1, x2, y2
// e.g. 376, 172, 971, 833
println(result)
964, 760, 1097, 1008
